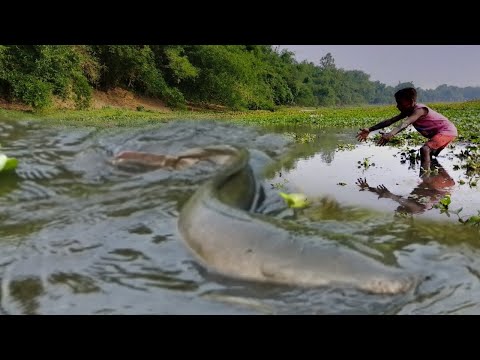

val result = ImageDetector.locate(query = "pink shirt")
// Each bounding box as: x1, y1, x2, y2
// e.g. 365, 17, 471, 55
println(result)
412, 103, 458, 138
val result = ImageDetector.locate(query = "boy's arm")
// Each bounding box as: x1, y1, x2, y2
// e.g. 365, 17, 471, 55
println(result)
388, 108, 426, 136
357, 113, 404, 142
375, 184, 426, 213
377, 108, 427, 145
368, 113, 405, 132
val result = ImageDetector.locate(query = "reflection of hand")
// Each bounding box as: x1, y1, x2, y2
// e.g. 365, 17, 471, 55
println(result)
377, 133, 393, 146
356, 128, 370, 142
356, 177, 370, 190
375, 184, 392, 198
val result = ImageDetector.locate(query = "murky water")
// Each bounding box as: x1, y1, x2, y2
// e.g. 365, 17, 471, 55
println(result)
1, 120, 479, 314
267, 130, 478, 222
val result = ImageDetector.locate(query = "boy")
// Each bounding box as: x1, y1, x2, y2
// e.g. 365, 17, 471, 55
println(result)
356, 87, 457, 172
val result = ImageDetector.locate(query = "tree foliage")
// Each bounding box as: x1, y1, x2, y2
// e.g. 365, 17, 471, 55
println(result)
0, 45, 478, 110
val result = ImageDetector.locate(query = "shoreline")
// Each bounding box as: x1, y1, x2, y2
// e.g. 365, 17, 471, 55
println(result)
0, 94, 478, 148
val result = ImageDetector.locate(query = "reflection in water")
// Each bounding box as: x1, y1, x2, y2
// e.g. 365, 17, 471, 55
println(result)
0, 171, 20, 198
356, 159, 455, 214
8, 277, 44, 315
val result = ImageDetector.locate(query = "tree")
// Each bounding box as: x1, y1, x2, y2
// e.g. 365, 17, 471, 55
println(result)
319, 53, 336, 70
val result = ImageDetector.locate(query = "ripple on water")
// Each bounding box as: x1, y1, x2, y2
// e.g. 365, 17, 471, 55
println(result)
1, 121, 480, 314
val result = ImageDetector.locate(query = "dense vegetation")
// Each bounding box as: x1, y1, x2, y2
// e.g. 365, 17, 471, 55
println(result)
1, 45, 480, 111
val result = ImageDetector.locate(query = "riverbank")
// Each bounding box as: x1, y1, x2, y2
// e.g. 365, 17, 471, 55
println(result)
1, 90, 479, 144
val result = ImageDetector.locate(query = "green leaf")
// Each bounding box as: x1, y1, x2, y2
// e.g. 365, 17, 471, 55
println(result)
0, 154, 18, 172
465, 216, 480, 225
439, 194, 451, 207
3, 158, 18, 171
0, 154, 7, 171
279, 192, 309, 209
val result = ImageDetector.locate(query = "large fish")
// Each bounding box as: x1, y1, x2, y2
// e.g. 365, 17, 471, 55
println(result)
177, 145, 418, 295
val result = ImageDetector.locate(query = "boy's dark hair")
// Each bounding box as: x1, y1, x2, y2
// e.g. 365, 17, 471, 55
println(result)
394, 87, 417, 102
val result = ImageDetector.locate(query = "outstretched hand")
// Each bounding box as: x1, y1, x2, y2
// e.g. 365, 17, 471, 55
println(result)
375, 184, 392, 198
356, 177, 371, 190
377, 132, 393, 146
356, 128, 370, 142
356, 179, 393, 199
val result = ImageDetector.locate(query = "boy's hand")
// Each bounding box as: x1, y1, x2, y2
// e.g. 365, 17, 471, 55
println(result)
377, 132, 393, 146
356, 177, 371, 190
356, 128, 370, 142
375, 184, 392, 198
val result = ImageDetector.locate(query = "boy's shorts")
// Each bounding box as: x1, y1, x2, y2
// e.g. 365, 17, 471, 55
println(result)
425, 134, 456, 151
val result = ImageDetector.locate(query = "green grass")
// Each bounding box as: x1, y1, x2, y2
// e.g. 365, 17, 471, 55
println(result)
1, 100, 479, 144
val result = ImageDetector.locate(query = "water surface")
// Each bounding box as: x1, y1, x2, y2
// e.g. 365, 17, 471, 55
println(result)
1, 120, 479, 314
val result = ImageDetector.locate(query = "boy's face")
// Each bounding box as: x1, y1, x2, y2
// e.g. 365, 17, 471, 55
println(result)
396, 98, 415, 115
